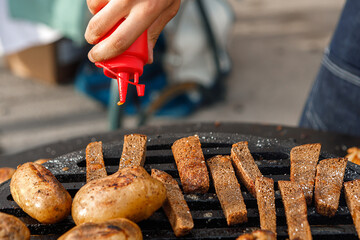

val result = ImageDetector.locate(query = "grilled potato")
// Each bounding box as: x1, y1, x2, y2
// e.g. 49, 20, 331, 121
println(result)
10, 163, 72, 224
236, 229, 276, 240
58, 218, 142, 240
33, 159, 50, 165
72, 166, 166, 225
0, 167, 15, 184
0, 212, 30, 240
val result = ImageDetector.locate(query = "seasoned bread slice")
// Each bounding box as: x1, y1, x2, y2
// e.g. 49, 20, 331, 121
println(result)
236, 230, 276, 240
86, 141, 107, 182
278, 181, 312, 240
344, 179, 360, 238
255, 177, 276, 235
207, 155, 248, 225
231, 141, 262, 197
314, 158, 347, 217
119, 134, 147, 169
151, 169, 194, 237
171, 136, 210, 193
290, 143, 321, 205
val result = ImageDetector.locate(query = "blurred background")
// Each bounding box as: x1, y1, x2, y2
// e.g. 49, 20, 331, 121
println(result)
0, 0, 344, 156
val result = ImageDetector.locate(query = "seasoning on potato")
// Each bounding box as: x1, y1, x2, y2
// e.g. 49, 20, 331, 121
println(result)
72, 166, 166, 225
0, 167, 15, 184
0, 212, 30, 240
58, 218, 142, 240
10, 162, 72, 224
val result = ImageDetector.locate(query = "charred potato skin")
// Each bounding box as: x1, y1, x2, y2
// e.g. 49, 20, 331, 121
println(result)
58, 218, 142, 240
10, 163, 72, 224
72, 166, 166, 225
0, 212, 30, 240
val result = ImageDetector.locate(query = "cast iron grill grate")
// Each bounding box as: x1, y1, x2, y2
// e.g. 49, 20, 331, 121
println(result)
1, 132, 360, 239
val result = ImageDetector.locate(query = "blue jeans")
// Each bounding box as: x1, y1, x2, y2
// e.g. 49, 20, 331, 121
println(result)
299, 0, 360, 137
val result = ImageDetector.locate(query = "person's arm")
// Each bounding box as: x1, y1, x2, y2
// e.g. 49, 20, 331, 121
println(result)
85, 0, 181, 64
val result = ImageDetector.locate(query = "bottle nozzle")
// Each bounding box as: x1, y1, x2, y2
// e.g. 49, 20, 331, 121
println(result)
134, 72, 145, 96
117, 72, 129, 105
95, 64, 145, 105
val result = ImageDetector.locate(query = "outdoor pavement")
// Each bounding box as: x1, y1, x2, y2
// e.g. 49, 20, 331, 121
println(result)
0, 0, 344, 157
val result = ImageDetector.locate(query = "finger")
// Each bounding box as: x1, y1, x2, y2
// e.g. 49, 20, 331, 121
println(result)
147, 47, 154, 65
88, 6, 161, 62
87, 0, 110, 15
85, 0, 130, 45
147, 0, 181, 63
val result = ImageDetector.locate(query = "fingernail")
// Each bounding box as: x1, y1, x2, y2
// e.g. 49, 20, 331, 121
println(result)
88, 50, 95, 63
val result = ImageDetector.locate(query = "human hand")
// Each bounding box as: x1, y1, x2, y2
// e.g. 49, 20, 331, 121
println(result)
85, 0, 181, 64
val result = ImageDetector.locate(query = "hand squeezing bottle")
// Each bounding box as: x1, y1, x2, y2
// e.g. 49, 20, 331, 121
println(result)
95, 20, 148, 105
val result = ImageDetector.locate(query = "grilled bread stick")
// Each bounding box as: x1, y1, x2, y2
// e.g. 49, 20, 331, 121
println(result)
171, 136, 209, 193
119, 134, 147, 169
290, 143, 321, 205
207, 155, 248, 225
314, 158, 347, 217
231, 141, 263, 197
278, 181, 312, 240
344, 179, 360, 238
151, 169, 194, 237
86, 141, 107, 182
255, 177, 276, 235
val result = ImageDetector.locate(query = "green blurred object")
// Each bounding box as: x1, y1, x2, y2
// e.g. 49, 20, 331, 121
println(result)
8, 0, 90, 44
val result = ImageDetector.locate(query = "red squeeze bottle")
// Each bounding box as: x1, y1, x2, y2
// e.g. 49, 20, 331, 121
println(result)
95, 20, 148, 105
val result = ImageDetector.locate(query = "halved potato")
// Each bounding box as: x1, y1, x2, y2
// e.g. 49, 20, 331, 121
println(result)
0, 212, 30, 240
0, 167, 15, 184
72, 166, 166, 225
10, 163, 72, 224
58, 218, 142, 240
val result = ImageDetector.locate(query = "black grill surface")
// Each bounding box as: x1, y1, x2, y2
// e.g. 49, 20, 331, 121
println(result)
1, 132, 360, 239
